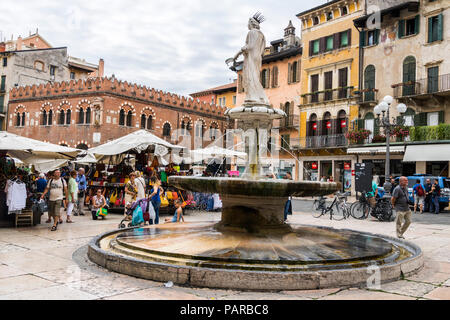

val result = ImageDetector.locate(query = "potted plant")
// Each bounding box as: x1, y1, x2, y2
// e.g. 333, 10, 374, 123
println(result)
392, 126, 409, 141
346, 129, 371, 144
372, 134, 386, 143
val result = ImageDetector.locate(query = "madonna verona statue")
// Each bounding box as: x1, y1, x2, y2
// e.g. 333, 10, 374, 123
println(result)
227, 13, 270, 107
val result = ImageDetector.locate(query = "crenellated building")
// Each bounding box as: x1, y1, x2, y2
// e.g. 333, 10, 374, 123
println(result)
6, 77, 229, 151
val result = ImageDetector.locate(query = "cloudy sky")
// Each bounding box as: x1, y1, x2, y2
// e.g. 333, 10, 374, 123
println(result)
1, 0, 324, 96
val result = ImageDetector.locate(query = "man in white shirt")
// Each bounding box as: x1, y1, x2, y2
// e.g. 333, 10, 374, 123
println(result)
41, 169, 68, 231
135, 171, 146, 200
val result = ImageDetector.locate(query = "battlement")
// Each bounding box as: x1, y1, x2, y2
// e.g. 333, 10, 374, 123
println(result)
9, 76, 228, 115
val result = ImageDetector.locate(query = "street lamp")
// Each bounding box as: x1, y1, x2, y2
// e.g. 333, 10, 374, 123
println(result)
374, 96, 407, 193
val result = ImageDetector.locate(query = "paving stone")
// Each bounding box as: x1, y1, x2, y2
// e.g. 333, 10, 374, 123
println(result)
423, 287, 450, 300
443, 279, 450, 287
35, 266, 100, 284
378, 280, 437, 298
0, 264, 28, 279
405, 260, 450, 285
220, 292, 311, 300
0, 284, 98, 300
103, 287, 207, 300
320, 288, 416, 300
281, 288, 341, 299
0, 275, 57, 296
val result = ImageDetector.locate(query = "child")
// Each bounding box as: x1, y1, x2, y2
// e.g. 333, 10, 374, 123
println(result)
165, 199, 184, 223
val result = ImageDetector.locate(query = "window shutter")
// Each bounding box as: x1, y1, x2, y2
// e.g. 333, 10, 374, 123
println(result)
414, 113, 427, 126
309, 41, 314, 56
288, 63, 292, 84
428, 17, 433, 43
357, 119, 364, 130
374, 29, 380, 45
414, 15, 420, 35
359, 30, 366, 47
275, 67, 278, 87
437, 14, 443, 41
398, 20, 405, 38
438, 110, 444, 124
347, 29, 352, 47
374, 121, 380, 136
334, 33, 340, 49
319, 37, 326, 53
267, 69, 270, 89
296, 60, 301, 83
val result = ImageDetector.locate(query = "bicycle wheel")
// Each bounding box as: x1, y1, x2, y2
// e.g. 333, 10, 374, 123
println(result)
331, 202, 346, 221
312, 201, 323, 218
351, 202, 369, 220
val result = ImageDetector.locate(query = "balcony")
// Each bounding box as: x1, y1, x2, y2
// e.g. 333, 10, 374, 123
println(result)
273, 115, 300, 129
355, 88, 379, 106
393, 73, 450, 100
301, 87, 355, 105
297, 134, 348, 149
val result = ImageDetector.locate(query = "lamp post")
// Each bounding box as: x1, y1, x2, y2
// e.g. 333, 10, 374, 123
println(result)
374, 95, 407, 193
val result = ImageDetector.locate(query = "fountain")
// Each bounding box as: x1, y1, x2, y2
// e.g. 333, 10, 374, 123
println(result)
88, 13, 423, 290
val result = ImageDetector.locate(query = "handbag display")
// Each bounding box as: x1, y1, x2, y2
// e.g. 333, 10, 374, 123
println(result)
160, 194, 169, 207
109, 190, 117, 204
96, 208, 108, 217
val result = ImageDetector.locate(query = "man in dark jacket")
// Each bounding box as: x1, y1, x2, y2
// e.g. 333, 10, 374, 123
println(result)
424, 179, 433, 213
431, 179, 441, 214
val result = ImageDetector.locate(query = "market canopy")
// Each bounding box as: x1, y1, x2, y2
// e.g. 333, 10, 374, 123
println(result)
190, 146, 247, 158
88, 130, 184, 161
403, 144, 450, 162
0, 131, 82, 160
347, 145, 405, 155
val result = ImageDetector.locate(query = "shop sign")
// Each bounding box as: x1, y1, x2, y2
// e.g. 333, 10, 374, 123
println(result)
312, 162, 318, 170
341, 120, 347, 128
344, 163, 351, 170
326, 121, 331, 129
312, 123, 317, 131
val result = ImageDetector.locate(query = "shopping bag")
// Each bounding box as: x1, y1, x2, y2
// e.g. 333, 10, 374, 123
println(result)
96, 208, 108, 217
166, 192, 173, 200
38, 199, 48, 213
147, 201, 156, 221
160, 195, 169, 207
132, 206, 144, 225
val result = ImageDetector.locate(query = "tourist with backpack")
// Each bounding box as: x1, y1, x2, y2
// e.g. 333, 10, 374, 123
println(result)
40, 169, 68, 231
413, 179, 425, 214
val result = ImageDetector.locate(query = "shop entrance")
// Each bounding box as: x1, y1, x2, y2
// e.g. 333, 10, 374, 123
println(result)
320, 161, 332, 181
427, 162, 449, 177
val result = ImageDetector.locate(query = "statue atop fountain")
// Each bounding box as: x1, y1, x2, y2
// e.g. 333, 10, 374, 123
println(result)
227, 12, 270, 107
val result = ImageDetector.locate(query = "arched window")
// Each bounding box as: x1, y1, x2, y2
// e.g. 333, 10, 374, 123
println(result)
403, 56, 416, 96
163, 123, 171, 137
364, 112, 377, 142
48, 110, 53, 125
85, 107, 91, 124
119, 109, 125, 126
16, 113, 21, 127
337, 110, 347, 134
195, 121, 204, 138
308, 113, 318, 137
66, 109, 71, 125
41, 110, 47, 126
364, 65, 376, 102
76, 143, 89, 150
78, 108, 84, 124
126, 111, 133, 127
322, 112, 332, 136
59, 110, 65, 125
141, 114, 146, 129
209, 124, 219, 140
147, 116, 153, 130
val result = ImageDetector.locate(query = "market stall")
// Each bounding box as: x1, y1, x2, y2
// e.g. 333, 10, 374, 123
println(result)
0, 132, 82, 227
85, 130, 184, 214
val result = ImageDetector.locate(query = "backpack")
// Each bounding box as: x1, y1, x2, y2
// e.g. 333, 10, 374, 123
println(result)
417, 184, 424, 197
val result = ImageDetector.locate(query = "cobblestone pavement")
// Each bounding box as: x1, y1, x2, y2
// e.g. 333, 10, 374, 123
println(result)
0, 203, 449, 300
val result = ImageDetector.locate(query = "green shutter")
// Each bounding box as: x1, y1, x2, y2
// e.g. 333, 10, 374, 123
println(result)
359, 30, 366, 47
374, 29, 380, 45
398, 20, 405, 38
438, 111, 444, 124
437, 13, 443, 41
357, 119, 364, 130
374, 121, 380, 136
414, 15, 420, 35
428, 17, 433, 43
414, 113, 428, 126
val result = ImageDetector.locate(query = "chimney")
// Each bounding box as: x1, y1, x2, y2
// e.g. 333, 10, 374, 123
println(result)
16, 36, 23, 51
98, 58, 105, 77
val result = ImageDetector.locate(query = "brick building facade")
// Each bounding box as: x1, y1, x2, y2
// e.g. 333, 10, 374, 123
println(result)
7, 77, 229, 150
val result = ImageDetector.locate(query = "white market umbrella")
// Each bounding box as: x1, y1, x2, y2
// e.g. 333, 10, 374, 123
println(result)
0, 131, 81, 160
88, 130, 183, 161
190, 145, 247, 158
74, 151, 98, 164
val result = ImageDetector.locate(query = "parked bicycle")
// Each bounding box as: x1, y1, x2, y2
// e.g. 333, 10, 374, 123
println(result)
312, 192, 351, 221
350, 192, 393, 222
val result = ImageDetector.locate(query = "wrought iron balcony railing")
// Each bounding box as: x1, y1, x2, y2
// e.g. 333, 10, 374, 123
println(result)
393, 73, 450, 98
355, 88, 379, 104
297, 134, 348, 149
301, 87, 355, 105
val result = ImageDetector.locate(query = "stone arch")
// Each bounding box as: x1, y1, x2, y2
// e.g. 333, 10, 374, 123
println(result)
162, 121, 172, 137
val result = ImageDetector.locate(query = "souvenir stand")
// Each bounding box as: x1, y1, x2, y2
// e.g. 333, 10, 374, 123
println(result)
87, 130, 184, 215
0, 132, 81, 227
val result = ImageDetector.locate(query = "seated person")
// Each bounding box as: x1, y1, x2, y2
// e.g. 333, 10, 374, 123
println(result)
91, 188, 107, 220
165, 199, 185, 223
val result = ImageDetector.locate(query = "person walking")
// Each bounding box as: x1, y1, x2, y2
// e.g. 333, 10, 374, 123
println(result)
424, 179, 433, 213
392, 176, 412, 239
124, 173, 138, 219
75, 168, 87, 216
135, 171, 146, 200
40, 169, 68, 231
431, 179, 441, 215
66, 170, 78, 223
413, 179, 425, 214
284, 172, 293, 221
36, 173, 47, 194
367, 178, 378, 209
149, 177, 164, 225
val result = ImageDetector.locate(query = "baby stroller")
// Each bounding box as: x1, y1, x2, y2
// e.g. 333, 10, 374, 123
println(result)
118, 198, 151, 229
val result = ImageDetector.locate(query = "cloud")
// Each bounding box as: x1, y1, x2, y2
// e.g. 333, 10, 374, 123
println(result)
0, 0, 324, 95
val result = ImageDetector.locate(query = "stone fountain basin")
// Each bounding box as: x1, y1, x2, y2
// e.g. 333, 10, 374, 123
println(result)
169, 176, 340, 198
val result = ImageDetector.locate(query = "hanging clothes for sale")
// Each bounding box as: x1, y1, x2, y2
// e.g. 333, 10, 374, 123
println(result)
5, 178, 27, 214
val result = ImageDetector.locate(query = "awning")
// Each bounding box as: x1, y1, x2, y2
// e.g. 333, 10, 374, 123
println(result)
404, 144, 450, 162
347, 145, 405, 155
